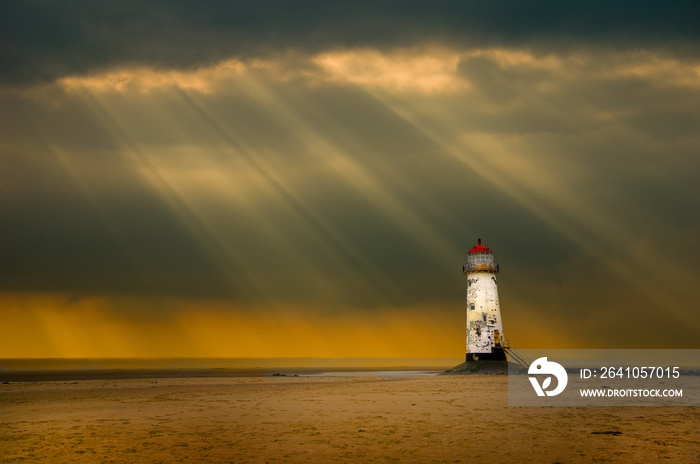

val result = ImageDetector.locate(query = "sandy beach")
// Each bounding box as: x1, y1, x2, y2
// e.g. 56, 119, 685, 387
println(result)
1, 375, 698, 463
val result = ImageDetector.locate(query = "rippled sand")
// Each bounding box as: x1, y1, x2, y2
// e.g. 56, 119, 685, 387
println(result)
1, 375, 697, 463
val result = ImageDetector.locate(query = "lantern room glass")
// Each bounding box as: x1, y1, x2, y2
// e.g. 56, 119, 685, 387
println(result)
467, 252, 494, 266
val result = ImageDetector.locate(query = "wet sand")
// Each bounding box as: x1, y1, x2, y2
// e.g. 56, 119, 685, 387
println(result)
1, 375, 698, 463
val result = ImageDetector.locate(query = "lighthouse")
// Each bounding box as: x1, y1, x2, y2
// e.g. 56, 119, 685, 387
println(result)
463, 238, 506, 362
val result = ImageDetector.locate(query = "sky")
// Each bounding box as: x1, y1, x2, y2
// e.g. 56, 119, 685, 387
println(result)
2, 1, 699, 358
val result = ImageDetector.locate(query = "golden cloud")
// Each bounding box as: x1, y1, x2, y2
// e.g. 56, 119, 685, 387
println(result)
47, 47, 700, 97
312, 48, 467, 93
57, 59, 250, 94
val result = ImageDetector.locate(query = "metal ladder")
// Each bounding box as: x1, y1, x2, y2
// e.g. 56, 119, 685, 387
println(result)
502, 340, 533, 369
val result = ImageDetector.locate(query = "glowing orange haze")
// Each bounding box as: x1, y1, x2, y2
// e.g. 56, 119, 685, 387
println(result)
0, 291, 589, 359
0, 292, 457, 358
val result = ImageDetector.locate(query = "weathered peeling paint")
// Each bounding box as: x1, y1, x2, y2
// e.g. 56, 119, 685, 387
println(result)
464, 239, 504, 356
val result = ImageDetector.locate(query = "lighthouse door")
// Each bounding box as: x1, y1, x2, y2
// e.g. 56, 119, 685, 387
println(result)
494, 330, 501, 346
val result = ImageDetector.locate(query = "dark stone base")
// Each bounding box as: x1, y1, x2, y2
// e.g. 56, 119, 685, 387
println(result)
442, 360, 509, 375
465, 347, 507, 362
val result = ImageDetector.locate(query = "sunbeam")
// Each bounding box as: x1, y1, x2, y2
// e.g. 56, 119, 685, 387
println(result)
175, 86, 404, 304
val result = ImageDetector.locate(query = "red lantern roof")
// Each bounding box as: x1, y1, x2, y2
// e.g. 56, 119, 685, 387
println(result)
468, 238, 491, 254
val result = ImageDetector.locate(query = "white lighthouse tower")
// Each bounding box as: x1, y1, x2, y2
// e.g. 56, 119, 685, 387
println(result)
463, 238, 506, 362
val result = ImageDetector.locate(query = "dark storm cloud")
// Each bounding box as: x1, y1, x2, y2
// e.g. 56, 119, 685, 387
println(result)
2, 0, 700, 86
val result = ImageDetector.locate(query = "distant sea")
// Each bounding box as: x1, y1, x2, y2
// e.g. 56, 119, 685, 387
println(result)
0, 358, 463, 382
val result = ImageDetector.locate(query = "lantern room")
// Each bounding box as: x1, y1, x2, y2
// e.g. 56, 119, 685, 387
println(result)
463, 239, 499, 273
